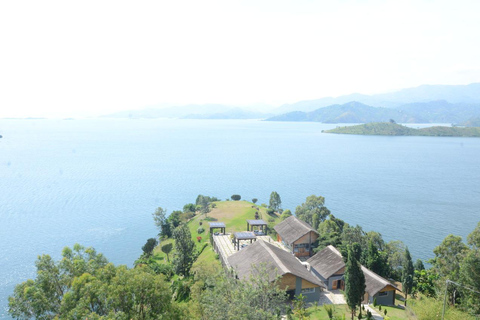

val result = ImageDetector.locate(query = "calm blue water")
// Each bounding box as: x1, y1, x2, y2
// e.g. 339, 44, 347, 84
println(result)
1, 119, 479, 318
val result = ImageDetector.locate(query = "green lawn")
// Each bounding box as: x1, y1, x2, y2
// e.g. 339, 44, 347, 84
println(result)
152, 200, 280, 271
371, 303, 408, 320
304, 304, 351, 319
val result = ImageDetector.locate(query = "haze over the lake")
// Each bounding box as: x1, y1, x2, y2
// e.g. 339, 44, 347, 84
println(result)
1, 0, 480, 118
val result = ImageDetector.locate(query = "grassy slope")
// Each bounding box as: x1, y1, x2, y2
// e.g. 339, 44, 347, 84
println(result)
153, 200, 280, 270
324, 122, 480, 137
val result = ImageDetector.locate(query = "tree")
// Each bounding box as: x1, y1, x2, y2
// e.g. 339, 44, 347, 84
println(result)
161, 243, 173, 262
183, 203, 196, 213
281, 209, 292, 220
467, 221, 480, 249
252, 198, 258, 204
172, 225, 197, 276
365, 240, 387, 277
196, 195, 212, 216
142, 238, 158, 257
295, 195, 331, 226
168, 210, 182, 229
414, 259, 425, 271
268, 191, 282, 212
402, 247, 414, 306
199, 264, 286, 319
231, 194, 241, 201
344, 244, 365, 320
152, 207, 173, 238
430, 234, 468, 280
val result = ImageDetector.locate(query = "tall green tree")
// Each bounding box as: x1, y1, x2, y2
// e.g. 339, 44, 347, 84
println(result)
295, 195, 331, 226
344, 244, 366, 320
153, 207, 173, 238
365, 240, 387, 277
402, 247, 414, 306
142, 238, 158, 257
161, 242, 173, 262
268, 191, 282, 212
172, 225, 197, 276
430, 234, 468, 280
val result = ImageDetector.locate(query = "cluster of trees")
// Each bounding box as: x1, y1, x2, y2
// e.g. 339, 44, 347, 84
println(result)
8, 244, 182, 319
421, 223, 480, 315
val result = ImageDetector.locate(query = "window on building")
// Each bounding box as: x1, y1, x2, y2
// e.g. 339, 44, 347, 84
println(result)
378, 291, 388, 296
301, 288, 315, 294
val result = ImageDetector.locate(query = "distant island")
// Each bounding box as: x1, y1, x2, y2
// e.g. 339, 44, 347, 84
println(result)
324, 122, 480, 137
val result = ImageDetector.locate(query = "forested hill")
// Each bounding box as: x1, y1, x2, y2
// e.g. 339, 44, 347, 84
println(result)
265, 101, 424, 123
324, 122, 480, 137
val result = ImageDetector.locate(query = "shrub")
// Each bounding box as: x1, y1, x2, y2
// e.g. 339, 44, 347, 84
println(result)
215, 254, 219, 260
199, 221, 203, 226
231, 194, 241, 201
268, 217, 275, 223
266, 208, 274, 215
373, 297, 377, 307
197, 236, 202, 242
197, 227, 205, 234
384, 309, 387, 316
378, 305, 382, 311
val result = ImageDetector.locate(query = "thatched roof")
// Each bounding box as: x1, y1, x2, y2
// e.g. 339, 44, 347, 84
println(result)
362, 266, 400, 296
274, 216, 318, 244
228, 240, 325, 288
308, 245, 400, 296
307, 245, 345, 279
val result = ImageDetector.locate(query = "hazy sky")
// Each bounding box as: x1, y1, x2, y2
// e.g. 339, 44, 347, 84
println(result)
1, 0, 479, 117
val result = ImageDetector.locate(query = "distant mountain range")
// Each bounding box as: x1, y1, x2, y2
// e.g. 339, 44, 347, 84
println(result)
266, 100, 480, 124
274, 83, 480, 114
101, 83, 480, 123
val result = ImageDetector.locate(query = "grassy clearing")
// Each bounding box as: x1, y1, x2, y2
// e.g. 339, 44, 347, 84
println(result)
152, 200, 279, 270
305, 304, 350, 319
371, 302, 408, 320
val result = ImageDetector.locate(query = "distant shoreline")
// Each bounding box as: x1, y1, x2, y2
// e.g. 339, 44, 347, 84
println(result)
324, 122, 480, 137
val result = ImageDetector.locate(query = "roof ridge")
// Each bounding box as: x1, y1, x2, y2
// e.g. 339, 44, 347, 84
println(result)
361, 265, 389, 285
258, 240, 289, 274
328, 245, 343, 257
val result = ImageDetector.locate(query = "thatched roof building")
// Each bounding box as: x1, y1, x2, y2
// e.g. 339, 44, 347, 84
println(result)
228, 240, 325, 302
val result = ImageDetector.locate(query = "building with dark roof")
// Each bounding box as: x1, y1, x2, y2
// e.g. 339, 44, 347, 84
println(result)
228, 240, 325, 303
274, 216, 319, 258
307, 245, 400, 306
307, 245, 345, 290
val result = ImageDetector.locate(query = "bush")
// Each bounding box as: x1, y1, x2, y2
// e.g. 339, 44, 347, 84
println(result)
266, 208, 274, 215
197, 227, 205, 234
268, 217, 275, 223
378, 305, 382, 311
199, 221, 203, 226
261, 203, 267, 207
373, 297, 377, 307
197, 236, 202, 242
215, 254, 219, 260
231, 194, 241, 201
384, 309, 387, 316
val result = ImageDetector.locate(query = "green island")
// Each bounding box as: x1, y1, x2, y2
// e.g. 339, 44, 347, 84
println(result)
8, 193, 480, 320
324, 122, 480, 137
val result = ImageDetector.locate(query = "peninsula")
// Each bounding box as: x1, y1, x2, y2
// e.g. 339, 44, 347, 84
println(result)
324, 122, 480, 137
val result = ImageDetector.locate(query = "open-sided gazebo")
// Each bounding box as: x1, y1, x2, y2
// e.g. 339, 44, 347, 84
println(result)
209, 222, 226, 235
233, 231, 257, 251
246, 219, 267, 234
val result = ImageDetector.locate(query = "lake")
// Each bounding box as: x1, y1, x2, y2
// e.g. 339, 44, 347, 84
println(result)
1, 118, 479, 318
